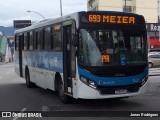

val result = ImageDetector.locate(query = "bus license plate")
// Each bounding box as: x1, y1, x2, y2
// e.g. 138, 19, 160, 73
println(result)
115, 89, 127, 94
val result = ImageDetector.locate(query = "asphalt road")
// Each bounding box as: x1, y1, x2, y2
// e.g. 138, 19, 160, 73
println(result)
0, 63, 160, 120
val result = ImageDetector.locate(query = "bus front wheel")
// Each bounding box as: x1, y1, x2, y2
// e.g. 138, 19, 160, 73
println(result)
58, 80, 71, 104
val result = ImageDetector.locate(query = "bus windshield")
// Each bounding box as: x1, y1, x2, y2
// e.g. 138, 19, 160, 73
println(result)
78, 28, 147, 66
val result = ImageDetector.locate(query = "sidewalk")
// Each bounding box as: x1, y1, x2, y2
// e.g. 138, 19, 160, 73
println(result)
0, 62, 8, 66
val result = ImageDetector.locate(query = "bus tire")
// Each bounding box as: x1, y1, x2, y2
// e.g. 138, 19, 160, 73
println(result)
58, 80, 71, 104
25, 69, 35, 88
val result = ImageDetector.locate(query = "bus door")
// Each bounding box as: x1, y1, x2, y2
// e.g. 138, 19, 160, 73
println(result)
19, 34, 23, 77
63, 20, 76, 96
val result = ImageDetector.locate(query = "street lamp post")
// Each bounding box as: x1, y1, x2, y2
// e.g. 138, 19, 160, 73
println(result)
124, 0, 126, 12
27, 10, 45, 20
60, 0, 63, 16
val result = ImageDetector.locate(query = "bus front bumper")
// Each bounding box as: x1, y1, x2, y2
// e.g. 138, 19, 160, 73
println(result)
77, 80, 149, 99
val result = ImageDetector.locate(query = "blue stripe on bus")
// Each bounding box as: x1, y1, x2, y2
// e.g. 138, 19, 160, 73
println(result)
15, 51, 63, 73
78, 67, 148, 86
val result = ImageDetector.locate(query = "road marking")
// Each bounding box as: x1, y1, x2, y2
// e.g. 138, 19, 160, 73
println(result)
42, 106, 50, 111
42, 105, 62, 111
12, 108, 27, 120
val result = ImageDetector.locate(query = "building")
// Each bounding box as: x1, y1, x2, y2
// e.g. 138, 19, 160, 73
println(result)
87, 0, 159, 23
87, 0, 160, 50
88, 0, 122, 11
136, 0, 158, 23
158, 0, 160, 22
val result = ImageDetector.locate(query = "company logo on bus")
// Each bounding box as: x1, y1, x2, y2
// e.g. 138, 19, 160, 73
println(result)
88, 14, 135, 24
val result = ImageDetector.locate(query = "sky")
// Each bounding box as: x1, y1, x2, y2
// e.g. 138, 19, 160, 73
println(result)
0, 0, 87, 27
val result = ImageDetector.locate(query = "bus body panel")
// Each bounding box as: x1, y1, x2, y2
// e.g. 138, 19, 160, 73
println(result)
27, 65, 64, 91
21, 50, 63, 89
22, 51, 63, 73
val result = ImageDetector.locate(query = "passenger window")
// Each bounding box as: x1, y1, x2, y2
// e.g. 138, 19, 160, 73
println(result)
24, 33, 29, 50
34, 31, 38, 50
44, 27, 51, 50
29, 31, 34, 50
51, 25, 62, 51
37, 29, 44, 50
52, 32, 62, 51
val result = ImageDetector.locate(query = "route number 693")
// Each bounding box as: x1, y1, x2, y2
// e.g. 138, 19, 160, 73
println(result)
89, 15, 101, 23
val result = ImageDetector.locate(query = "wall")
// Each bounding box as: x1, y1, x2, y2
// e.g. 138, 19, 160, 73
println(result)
99, 0, 122, 11
136, 0, 158, 23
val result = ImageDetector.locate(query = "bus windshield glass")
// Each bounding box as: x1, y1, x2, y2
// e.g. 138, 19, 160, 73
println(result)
78, 28, 147, 66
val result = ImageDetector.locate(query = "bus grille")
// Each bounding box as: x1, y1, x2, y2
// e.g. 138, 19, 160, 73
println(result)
97, 84, 141, 95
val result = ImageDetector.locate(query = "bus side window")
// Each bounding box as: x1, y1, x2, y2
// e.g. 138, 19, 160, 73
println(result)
22, 34, 24, 50
27, 32, 30, 50
24, 33, 28, 50
52, 32, 62, 51
37, 29, 44, 50
29, 31, 34, 50
34, 31, 38, 50
44, 27, 51, 50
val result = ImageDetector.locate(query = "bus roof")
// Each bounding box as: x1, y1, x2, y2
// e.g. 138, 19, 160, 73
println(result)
15, 11, 81, 34
15, 11, 144, 34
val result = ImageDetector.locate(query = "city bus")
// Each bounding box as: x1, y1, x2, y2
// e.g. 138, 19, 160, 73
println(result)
14, 11, 148, 103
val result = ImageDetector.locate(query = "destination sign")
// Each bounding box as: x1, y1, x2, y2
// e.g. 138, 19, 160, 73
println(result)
53, 25, 61, 31
54, 25, 61, 30
88, 14, 135, 24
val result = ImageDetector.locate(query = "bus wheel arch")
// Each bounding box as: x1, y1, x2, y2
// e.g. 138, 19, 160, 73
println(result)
55, 72, 71, 104
25, 66, 35, 88
55, 72, 61, 91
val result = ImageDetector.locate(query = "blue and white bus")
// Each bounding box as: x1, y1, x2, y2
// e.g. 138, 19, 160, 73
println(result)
14, 11, 148, 103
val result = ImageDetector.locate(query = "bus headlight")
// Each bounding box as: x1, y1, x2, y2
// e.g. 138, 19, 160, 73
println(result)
80, 76, 96, 89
